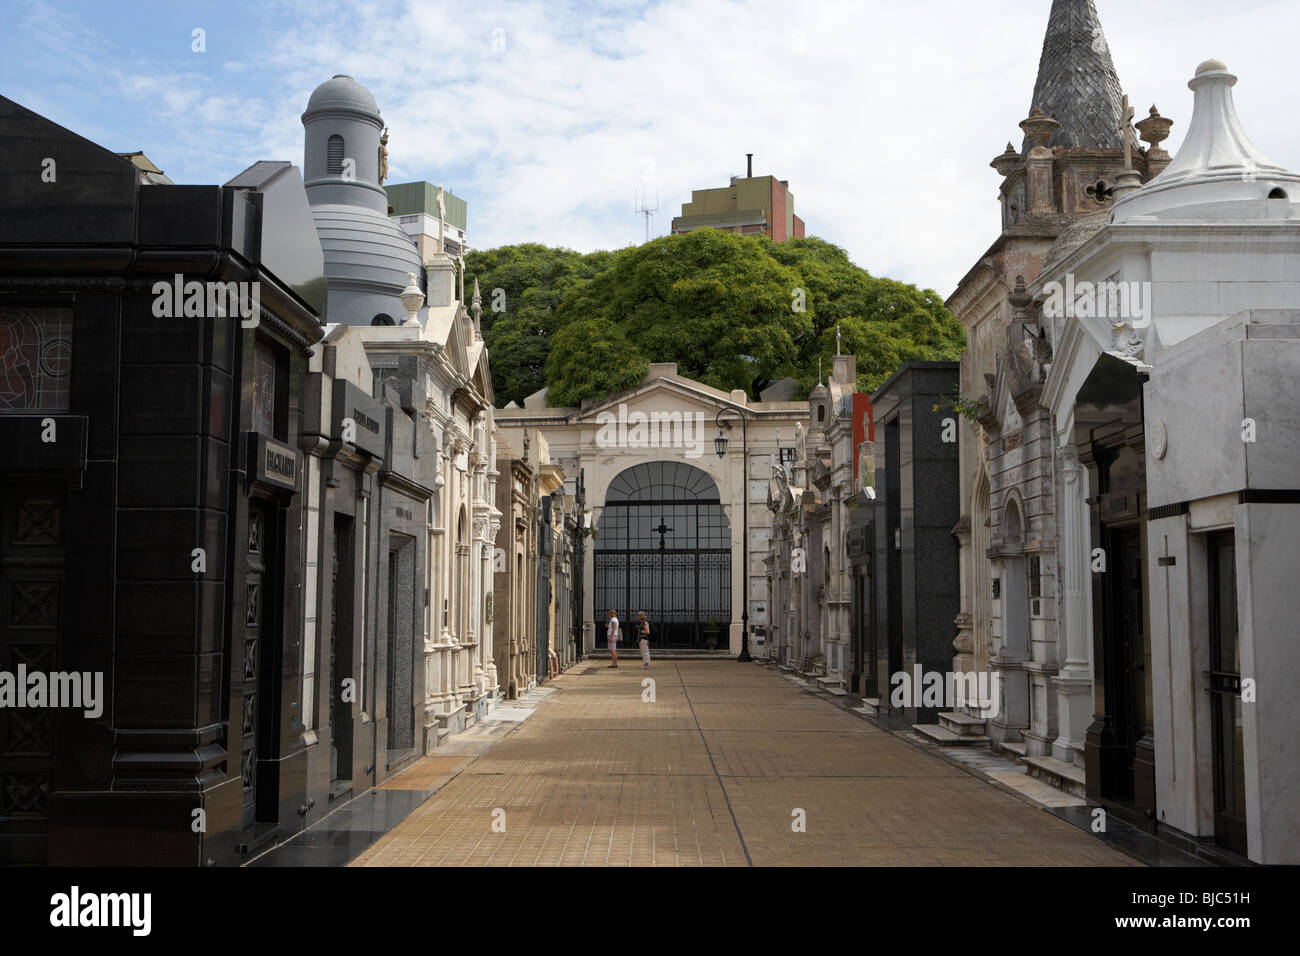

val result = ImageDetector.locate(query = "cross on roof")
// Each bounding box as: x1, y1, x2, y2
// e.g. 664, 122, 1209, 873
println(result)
1120, 94, 1136, 170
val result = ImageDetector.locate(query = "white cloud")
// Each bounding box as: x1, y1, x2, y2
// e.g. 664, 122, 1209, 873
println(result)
6, 0, 1300, 298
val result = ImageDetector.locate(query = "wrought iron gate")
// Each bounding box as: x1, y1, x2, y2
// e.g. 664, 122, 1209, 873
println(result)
594, 462, 731, 649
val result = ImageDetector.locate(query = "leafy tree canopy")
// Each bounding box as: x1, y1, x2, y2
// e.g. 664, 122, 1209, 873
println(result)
466, 231, 963, 408
544, 318, 648, 408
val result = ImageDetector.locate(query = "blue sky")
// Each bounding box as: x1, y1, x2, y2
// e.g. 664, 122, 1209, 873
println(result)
4, 0, 1299, 295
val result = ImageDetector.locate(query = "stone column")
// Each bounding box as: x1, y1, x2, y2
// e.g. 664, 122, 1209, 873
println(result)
952, 515, 974, 674
484, 517, 500, 695
1052, 441, 1093, 763
1020, 107, 1058, 220
457, 539, 476, 703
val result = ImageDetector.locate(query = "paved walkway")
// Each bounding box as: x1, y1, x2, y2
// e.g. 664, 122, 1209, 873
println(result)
349, 661, 1138, 867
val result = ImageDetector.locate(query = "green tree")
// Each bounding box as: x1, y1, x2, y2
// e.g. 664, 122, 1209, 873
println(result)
465, 244, 611, 405
554, 230, 811, 397
544, 317, 648, 408
770, 237, 965, 393
468, 230, 964, 408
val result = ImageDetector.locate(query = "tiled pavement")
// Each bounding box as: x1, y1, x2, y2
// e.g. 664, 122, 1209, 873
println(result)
347, 662, 1139, 867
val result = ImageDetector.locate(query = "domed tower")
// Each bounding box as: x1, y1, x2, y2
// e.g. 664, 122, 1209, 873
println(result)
302, 75, 425, 326
303, 74, 386, 210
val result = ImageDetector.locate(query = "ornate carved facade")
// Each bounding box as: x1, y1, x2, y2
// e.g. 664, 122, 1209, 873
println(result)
945, 0, 1166, 773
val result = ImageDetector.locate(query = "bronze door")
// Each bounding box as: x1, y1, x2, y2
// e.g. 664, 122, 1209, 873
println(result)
1207, 532, 1247, 855
0, 490, 65, 864
241, 502, 272, 830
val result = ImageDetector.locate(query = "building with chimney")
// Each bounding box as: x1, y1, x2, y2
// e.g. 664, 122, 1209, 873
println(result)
671, 156, 806, 241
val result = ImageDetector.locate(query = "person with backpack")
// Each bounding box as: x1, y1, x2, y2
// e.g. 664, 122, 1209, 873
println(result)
606, 608, 620, 668
636, 612, 651, 669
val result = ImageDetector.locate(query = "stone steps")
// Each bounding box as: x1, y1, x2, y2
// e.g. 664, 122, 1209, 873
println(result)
589, 649, 735, 661
815, 675, 848, 696
1020, 754, 1087, 798
911, 723, 991, 746
938, 711, 987, 737
852, 697, 881, 717
999, 740, 1028, 757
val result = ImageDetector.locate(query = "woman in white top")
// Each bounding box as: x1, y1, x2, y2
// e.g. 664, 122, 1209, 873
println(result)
606, 609, 620, 668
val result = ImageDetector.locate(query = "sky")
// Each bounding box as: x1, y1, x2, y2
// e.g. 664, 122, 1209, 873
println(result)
3, 0, 1299, 297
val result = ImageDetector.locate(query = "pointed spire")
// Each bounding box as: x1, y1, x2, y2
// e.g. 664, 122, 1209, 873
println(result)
1024, 0, 1126, 152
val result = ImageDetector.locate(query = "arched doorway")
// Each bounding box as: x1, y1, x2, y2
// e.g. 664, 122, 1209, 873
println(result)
594, 461, 731, 648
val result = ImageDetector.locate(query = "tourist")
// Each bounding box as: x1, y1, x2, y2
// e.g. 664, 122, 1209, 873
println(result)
637, 612, 651, 669
607, 608, 620, 668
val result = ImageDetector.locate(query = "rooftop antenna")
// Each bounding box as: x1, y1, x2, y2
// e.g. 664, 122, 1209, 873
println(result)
635, 188, 659, 243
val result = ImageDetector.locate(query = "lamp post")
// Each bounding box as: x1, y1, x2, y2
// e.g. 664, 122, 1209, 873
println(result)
715, 406, 753, 662
571, 469, 589, 663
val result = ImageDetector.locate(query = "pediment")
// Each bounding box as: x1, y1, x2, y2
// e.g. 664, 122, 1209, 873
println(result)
442, 307, 471, 378
572, 376, 738, 424
998, 378, 1024, 433
472, 352, 494, 406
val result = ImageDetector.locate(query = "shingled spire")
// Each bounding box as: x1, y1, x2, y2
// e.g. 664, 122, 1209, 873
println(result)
1023, 0, 1126, 153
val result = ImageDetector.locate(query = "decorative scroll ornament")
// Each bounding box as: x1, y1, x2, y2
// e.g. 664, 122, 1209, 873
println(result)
1110, 319, 1145, 361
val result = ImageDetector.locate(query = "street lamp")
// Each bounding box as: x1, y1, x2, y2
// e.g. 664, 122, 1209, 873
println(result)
571, 469, 589, 663
715, 405, 753, 663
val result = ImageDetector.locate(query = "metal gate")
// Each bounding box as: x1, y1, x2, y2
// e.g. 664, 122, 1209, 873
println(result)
594, 462, 731, 649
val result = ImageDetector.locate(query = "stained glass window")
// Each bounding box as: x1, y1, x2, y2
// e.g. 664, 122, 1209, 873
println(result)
0, 307, 73, 412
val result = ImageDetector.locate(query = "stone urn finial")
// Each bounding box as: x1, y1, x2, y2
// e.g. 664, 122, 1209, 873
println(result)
990, 142, 1020, 177
400, 272, 424, 327
1009, 275, 1033, 313
1020, 106, 1060, 153
1136, 104, 1173, 152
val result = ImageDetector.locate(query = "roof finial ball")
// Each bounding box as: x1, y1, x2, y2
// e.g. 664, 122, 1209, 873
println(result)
1189, 58, 1236, 93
